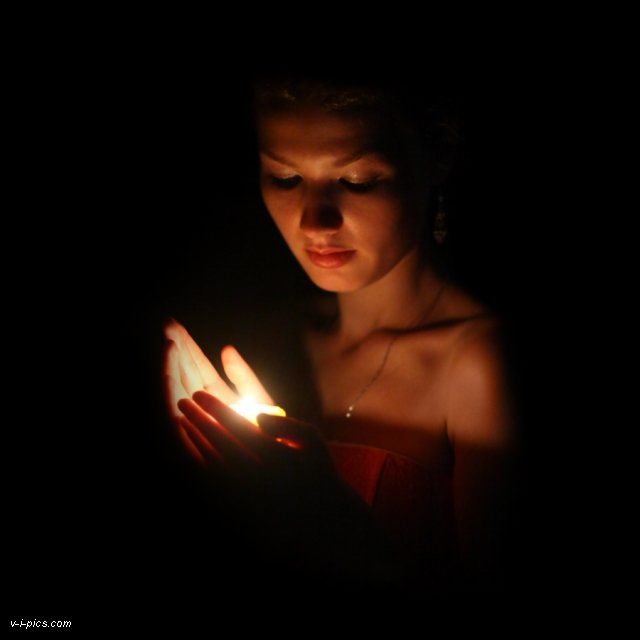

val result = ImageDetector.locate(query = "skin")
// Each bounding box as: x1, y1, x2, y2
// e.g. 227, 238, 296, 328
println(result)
162, 104, 520, 591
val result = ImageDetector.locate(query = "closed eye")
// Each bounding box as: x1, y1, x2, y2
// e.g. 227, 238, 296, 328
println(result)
339, 178, 379, 193
268, 175, 379, 193
269, 175, 302, 190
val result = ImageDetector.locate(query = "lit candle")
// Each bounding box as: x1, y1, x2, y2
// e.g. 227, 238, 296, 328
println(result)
230, 395, 286, 427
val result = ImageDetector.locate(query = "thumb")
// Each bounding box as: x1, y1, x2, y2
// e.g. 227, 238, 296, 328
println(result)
256, 414, 314, 448
221, 345, 273, 404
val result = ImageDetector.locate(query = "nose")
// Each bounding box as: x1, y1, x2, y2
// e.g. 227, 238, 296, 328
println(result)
299, 188, 343, 238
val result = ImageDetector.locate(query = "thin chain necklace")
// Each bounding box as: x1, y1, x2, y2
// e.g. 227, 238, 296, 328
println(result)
345, 280, 447, 419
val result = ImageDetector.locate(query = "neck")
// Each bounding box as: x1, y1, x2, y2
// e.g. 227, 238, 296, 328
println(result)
334, 247, 447, 349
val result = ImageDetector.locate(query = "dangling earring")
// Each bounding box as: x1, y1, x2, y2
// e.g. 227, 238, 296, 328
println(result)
433, 190, 448, 245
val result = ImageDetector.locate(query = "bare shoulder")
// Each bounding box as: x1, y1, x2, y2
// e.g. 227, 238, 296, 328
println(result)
443, 312, 519, 451
402, 280, 504, 369
429, 278, 509, 367
448, 313, 509, 365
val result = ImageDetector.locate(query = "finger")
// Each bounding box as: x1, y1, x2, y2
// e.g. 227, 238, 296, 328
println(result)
166, 374, 190, 422
255, 414, 318, 447
221, 345, 273, 404
164, 318, 206, 392
178, 416, 223, 465
179, 419, 236, 491
182, 331, 229, 395
163, 338, 181, 381
164, 318, 237, 404
164, 336, 234, 473
177, 397, 260, 467
164, 318, 211, 382
273, 436, 304, 450
192, 390, 268, 454
178, 342, 205, 397
163, 340, 189, 421
177, 420, 206, 466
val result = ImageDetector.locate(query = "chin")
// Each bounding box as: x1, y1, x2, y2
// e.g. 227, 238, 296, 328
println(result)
292, 249, 380, 292
313, 280, 360, 293
302, 267, 372, 293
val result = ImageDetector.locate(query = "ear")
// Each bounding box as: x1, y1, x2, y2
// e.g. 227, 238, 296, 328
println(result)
432, 144, 459, 186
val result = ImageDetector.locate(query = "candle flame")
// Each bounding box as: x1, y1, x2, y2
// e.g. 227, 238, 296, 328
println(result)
230, 395, 286, 426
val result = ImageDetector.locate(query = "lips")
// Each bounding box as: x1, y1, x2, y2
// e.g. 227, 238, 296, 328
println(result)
305, 246, 352, 255
305, 248, 356, 269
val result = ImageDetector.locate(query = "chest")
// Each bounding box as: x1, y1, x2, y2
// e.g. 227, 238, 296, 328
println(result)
302, 328, 455, 470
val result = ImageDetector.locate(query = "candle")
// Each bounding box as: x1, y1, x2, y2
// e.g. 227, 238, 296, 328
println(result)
230, 395, 286, 427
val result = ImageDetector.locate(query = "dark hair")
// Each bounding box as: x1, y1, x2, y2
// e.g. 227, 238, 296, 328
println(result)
251, 69, 464, 188
250, 68, 465, 273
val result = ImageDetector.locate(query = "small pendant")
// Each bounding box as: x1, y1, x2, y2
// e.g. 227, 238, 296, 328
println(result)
346, 405, 354, 418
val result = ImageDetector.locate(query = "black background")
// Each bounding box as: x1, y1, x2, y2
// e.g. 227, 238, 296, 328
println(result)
6, 47, 581, 627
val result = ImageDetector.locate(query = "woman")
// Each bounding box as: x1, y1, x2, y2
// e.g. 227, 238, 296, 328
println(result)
162, 71, 521, 597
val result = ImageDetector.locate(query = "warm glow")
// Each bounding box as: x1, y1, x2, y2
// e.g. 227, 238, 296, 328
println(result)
230, 395, 286, 427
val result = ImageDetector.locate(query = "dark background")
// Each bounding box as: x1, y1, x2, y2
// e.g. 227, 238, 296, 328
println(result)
6, 53, 577, 626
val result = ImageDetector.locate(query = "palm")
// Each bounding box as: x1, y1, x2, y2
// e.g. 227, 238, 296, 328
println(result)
162, 318, 274, 426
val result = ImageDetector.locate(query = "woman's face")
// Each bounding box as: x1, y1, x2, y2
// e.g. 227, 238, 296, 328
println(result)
256, 106, 428, 292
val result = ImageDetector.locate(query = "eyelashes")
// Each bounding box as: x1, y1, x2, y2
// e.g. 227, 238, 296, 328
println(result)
270, 176, 302, 190
339, 178, 379, 193
268, 175, 379, 193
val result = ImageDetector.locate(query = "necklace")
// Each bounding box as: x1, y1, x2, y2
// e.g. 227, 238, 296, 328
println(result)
344, 280, 447, 419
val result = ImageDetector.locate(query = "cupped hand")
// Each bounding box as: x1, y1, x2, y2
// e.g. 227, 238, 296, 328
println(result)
161, 317, 275, 462
177, 390, 338, 491
160, 320, 405, 586
176, 389, 361, 564
177, 390, 404, 586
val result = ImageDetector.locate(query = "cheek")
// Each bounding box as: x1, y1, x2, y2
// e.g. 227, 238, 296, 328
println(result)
352, 199, 414, 253
261, 190, 296, 235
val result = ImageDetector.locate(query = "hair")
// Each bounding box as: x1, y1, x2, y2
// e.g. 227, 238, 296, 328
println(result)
249, 67, 466, 273
251, 68, 464, 187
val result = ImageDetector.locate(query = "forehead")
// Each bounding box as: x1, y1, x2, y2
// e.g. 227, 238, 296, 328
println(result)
256, 106, 388, 160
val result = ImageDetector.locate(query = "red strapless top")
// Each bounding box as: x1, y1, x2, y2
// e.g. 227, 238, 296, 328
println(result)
326, 440, 459, 590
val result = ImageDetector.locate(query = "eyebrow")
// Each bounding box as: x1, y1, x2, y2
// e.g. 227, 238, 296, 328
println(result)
260, 148, 380, 169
